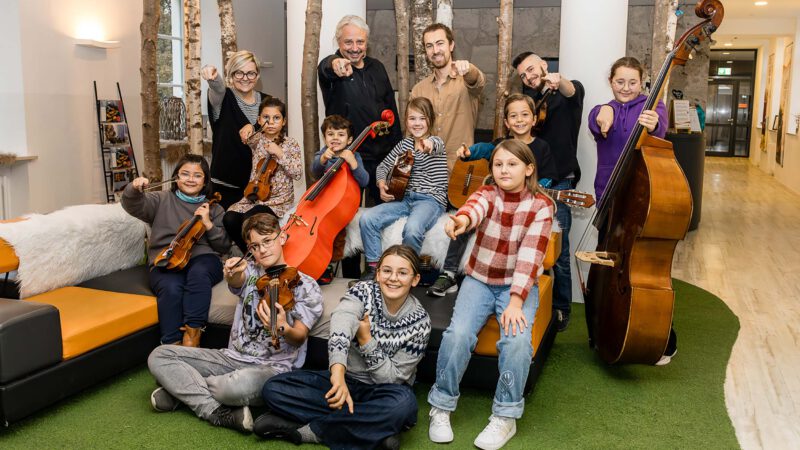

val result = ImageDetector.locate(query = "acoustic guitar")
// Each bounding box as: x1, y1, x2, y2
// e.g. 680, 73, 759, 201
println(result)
385, 150, 414, 200
448, 158, 595, 209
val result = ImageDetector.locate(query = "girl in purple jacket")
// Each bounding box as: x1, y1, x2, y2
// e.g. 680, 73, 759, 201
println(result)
588, 57, 668, 202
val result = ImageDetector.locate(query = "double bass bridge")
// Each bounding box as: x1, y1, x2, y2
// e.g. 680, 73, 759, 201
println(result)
576, 251, 619, 268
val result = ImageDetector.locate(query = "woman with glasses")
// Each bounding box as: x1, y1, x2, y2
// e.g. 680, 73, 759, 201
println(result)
202, 50, 269, 209
254, 245, 431, 449
121, 154, 231, 347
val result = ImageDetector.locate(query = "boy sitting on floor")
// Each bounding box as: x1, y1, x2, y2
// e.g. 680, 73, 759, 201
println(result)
147, 213, 323, 433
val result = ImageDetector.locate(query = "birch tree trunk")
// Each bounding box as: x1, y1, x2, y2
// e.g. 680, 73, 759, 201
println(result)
411, 0, 433, 83
650, 0, 679, 92
184, 0, 203, 155
217, 0, 238, 73
140, 0, 162, 181
494, 0, 513, 139
436, 0, 453, 28
394, 0, 410, 126
302, 0, 322, 186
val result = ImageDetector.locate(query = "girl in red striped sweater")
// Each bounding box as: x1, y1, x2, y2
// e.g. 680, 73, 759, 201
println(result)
427, 139, 555, 450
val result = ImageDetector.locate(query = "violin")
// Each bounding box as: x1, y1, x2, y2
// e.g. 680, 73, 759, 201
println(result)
152, 192, 222, 270
255, 264, 300, 349
385, 149, 414, 200
532, 87, 555, 135
282, 110, 395, 279
243, 157, 279, 202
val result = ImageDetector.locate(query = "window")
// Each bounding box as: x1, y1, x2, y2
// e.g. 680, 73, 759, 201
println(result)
157, 0, 183, 100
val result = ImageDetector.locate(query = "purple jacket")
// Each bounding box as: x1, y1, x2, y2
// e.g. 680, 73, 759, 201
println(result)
588, 95, 667, 201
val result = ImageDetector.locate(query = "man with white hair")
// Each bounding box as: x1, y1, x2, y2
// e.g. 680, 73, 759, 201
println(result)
318, 15, 402, 206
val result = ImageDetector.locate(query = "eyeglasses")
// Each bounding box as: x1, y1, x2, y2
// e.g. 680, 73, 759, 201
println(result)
377, 266, 414, 280
247, 233, 280, 253
233, 70, 258, 81
178, 171, 204, 181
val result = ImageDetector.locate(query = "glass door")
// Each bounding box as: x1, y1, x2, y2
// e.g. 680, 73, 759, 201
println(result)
705, 81, 735, 155
706, 49, 756, 157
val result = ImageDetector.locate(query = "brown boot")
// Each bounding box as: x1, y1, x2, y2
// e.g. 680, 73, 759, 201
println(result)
180, 325, 204, 347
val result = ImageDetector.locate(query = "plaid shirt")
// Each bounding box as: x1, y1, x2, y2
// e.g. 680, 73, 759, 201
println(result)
458, 185, 554, 300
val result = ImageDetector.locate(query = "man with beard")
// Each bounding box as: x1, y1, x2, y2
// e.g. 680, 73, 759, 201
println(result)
318, 15, 402, 206
512, 51, 584, 332
411, 23, 486, 170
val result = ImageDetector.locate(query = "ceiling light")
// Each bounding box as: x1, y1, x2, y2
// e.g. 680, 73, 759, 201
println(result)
727, 60, 733, 63
722, 52, 731, 55
724, 42, 733, 47
754, 1, 768, 6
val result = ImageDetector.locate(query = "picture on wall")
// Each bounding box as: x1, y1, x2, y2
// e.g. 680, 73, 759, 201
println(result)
99, 100, 123, 122
110, 145, 134, 169
102, 123, 128, 148
776, 43, 793, 167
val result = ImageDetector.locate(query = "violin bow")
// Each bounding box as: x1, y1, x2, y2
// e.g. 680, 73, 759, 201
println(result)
143, 178, 177, 192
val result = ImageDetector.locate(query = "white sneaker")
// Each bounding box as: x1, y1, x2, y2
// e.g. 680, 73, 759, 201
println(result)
474, 415, 516, 450
428, 407, 454, 443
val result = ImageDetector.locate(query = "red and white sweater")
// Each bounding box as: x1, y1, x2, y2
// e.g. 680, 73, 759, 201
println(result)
457, 185, 554, 300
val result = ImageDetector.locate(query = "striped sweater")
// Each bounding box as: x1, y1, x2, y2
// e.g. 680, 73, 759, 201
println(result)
375, 136, 449, 207
328, 281, 431, 385
458, 185, 554, 300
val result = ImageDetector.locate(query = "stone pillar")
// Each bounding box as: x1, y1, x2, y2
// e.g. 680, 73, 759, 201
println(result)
558, 0, 629, 302
286, 0, 366, 199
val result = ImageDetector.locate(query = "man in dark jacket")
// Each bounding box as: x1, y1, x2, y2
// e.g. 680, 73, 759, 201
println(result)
317, 15, 402, 206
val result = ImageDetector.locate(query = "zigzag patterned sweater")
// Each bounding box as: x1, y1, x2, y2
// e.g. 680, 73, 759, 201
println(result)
328, 281, 431, 385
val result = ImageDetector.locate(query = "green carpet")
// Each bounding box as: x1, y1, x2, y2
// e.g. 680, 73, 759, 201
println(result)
0, 279, 739, 449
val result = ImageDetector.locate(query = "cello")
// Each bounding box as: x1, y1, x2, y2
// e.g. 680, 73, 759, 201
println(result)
576, 0, 723, 364
282, 110, 395, 279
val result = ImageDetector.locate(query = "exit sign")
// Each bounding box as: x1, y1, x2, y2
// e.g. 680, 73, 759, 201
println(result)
718, 67, 732, 75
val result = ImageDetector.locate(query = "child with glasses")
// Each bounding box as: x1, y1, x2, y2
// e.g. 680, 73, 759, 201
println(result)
255, 245, 431, 449
223, 96, 302, 253
147, 213, 323, 434
122, 154, 230, 347
202, 50, 269, 209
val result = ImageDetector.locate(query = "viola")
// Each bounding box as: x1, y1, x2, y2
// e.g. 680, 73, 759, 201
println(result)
576, 0, 723, 364
282, 110, 395, 279
243, 157, 279, 202
385, 149, 414, 201
255, 264, 300, 349
152, 192, 222, 270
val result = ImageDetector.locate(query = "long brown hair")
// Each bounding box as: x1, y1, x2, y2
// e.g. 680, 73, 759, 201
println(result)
487, 139, 551, 201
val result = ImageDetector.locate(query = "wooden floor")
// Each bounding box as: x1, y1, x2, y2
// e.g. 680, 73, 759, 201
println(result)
672, 157, 800, 450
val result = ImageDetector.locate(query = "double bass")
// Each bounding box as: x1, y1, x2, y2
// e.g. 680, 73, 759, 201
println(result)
282, 110, 395, 279
577, 0, 723, 364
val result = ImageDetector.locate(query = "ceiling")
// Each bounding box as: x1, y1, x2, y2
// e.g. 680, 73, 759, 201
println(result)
715, 0, 800, 19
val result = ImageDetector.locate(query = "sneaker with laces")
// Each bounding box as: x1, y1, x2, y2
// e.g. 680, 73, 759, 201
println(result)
656, 348, 677, 366
150, 387, 179, 412
474, 415, 516, 450
556, 309, 570, 332
427, 273, 458, 297
428, 407, 454, 443
208, 405, 253, 433
253, 412, 302, 444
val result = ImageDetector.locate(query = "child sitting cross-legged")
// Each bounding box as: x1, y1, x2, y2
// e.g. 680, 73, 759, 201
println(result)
147, 213, 323, 434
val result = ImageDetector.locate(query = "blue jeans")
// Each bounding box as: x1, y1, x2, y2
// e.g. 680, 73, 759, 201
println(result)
148, 253, 223, 343
551, 179, 574, 314
263, 370, 418, 449
359, 191, 444, 262
428, 276, 539, 419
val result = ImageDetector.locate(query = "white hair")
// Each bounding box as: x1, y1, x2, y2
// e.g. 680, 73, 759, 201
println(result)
334, 15, 370, 42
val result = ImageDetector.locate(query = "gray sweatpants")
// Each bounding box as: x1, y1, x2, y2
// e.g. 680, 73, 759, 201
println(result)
147, 344, 279, 419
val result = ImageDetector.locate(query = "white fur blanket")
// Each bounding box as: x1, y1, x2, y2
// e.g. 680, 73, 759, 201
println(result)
0, 203, 147, 298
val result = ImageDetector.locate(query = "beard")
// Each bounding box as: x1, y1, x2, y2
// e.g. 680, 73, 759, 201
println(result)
428, 53, 451, 69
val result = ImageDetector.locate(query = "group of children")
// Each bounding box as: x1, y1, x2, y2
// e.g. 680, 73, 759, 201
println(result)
119, 53, 665, 449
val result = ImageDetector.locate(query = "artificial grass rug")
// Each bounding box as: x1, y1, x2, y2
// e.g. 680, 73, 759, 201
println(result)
0, 279, 739, 449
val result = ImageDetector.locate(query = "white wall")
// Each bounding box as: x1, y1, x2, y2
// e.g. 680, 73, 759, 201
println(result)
0, 0, 28, 156
7, 0, 144, 215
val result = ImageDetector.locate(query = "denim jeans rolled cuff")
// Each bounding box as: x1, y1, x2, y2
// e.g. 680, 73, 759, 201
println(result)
428, 383, 460, 412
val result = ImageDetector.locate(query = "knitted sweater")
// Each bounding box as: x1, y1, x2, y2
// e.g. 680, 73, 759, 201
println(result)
458, 185, 554, 299
328, 281, 431, 385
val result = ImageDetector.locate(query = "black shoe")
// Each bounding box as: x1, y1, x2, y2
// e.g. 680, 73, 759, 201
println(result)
253, 412, 303, 444
556, 310, 570, 332
378, 434, 401, 450
427, 273, 458, 297
208, 405, 253, 433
